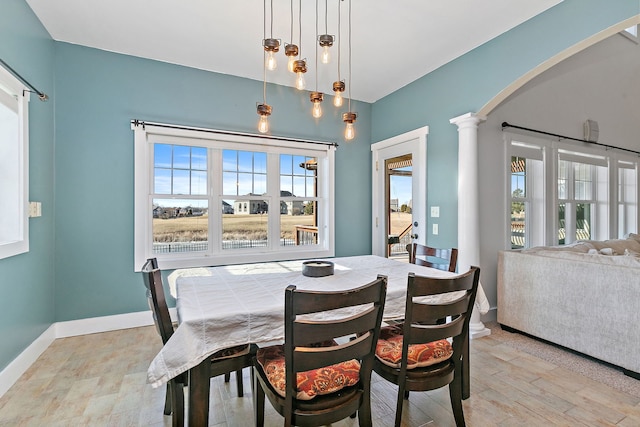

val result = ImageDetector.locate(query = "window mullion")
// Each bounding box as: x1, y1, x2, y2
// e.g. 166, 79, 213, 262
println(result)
210, 148, 222, 255
267, 152, 280, 250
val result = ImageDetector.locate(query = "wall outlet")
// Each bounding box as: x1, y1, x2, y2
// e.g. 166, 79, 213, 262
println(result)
29, 201, 42, 218
432, 223, 438, 235
430, 206, 440, 217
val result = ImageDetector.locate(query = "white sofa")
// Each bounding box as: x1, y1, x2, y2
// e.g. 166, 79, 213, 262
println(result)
497, 236, 640, 377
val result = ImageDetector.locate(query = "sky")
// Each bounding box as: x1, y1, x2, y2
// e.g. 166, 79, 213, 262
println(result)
152, 143, 317, 208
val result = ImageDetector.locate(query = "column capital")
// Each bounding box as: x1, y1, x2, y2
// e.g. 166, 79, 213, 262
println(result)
449, 112, 486, 129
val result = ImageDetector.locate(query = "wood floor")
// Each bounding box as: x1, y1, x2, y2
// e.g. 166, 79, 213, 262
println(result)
1, 325, 639, 426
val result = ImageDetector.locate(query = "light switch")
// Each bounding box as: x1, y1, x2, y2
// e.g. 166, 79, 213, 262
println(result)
430, 206, 440, 217
432, 223, 438, 235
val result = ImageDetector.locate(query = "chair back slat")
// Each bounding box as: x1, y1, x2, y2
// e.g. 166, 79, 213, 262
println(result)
292, 307, 378, 346
406, 314, 466, 345
291, 280, 385, 315
411, 274, 475, 296
293, 332, 374, 373
407, 243, 458, 273
410, 295, 472, 324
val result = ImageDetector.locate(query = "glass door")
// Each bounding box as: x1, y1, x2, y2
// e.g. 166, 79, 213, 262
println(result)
386, 155, 413, 260
371, 127, 428, 258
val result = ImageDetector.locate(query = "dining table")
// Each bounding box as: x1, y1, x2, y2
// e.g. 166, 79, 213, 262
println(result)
147, 255, 488, 425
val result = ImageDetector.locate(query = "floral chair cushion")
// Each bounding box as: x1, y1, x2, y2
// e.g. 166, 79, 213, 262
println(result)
375, 325, 452, 369
256, 344, 360, 400
212, 344, 250, 360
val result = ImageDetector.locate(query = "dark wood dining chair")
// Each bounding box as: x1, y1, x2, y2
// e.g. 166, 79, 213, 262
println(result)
407, 242, 458, 272
373, 267, 480, 427
253, 275, 388, 427
141, 258, 257, 427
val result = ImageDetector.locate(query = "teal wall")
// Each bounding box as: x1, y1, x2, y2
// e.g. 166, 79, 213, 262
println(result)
371, 0, 639, 250
0, 0, 55, 370
52, 43, 372, 321
1, 0, 638, 371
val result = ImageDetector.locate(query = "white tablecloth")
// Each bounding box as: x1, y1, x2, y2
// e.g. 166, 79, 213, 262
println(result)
148, 255, 488, 387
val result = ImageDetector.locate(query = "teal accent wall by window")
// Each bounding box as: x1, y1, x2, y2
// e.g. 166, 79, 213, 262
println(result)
52, 43, 372, 321
0, 0, 55, 371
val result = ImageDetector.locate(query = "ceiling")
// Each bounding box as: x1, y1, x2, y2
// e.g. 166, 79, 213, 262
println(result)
26, 0, 562, 103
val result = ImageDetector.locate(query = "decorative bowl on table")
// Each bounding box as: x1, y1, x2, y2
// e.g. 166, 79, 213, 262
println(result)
302, 260, 334, 277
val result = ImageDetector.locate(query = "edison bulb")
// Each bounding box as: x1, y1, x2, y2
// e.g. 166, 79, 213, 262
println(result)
312, 101, 323, 118
258, 115, 269, 133
344, 122, 355, 140
321, 46, 330, 64
295, 72, 306, 90
266, 51, 277, 71
333, 91, 343, 107
287, 56, 296, 73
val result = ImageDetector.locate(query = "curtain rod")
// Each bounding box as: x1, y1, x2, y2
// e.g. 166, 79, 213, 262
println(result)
131, 119, 338, 148
501, 121, 640, 157
0, 58, 48, 101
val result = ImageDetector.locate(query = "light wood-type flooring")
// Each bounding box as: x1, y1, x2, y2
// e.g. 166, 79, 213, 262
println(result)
1, 325, 639, 426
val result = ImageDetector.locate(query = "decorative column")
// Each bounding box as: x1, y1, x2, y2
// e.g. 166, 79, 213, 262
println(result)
450, 112, 490, 339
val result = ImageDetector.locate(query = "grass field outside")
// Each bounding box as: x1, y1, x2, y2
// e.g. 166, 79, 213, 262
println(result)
153, 214, 316, 243
152, 212, 412, 254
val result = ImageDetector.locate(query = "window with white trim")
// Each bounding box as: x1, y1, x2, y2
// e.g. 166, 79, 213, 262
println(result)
505, 133, 638, 250
618, 160, 637, 238
557, 150, 608, 244
133, 123, 335, 270
0, 65, 29, 260
507, 136, 546, 249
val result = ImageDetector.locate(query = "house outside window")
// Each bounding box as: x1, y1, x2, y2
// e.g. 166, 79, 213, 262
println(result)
133, 122, 335, 270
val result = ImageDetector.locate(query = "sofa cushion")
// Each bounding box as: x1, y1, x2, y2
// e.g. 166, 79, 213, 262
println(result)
532, 249, 640, 267
627, 233, 640, 244
523, 241, 595, 254
587, 238, 640, 255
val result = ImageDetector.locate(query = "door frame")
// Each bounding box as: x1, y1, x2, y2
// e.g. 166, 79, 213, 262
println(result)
371, 126, 428, 256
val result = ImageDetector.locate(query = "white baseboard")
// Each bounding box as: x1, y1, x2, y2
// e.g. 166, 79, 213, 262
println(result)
0, 324, 56, 397
0, 308, 177, 398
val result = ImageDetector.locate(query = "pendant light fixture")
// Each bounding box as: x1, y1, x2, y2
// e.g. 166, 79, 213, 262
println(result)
263, 0, 280, 71
332, 0, 345, 107
252, 0, 358, 141
342, 0, 356, 141
284, 0, 299, 72
293, 0, 307, 90
257, 102, 272, 133
318, 0, 334, 64
310, 0, 323, 118
257, 0, 273, 133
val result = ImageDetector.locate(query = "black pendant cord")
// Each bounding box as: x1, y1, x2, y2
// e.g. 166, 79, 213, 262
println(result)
501, 121, 640, 156
0, 58, 48, 101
